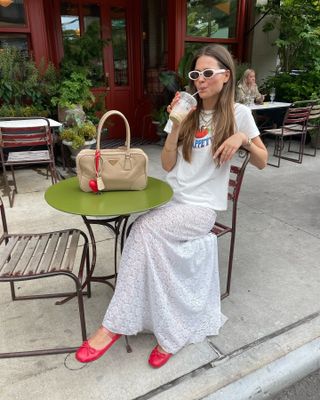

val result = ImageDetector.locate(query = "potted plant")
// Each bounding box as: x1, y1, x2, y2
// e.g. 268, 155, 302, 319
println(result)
51, 71, 95, 124
60, 119, 97, 158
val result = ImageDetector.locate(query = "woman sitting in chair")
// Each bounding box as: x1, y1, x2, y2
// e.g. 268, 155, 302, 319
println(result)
236, 69, 265, 105
75, 45, 268, 369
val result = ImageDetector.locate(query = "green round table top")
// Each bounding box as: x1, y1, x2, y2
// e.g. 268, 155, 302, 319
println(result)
45, 176, 173, 217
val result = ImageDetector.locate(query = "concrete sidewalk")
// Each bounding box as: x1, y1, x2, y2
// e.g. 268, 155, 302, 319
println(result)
0, 143, 319, 400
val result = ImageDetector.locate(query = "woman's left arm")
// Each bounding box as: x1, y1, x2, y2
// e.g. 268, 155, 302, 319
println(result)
213, 132, 268, 169
242, 134, 268, 169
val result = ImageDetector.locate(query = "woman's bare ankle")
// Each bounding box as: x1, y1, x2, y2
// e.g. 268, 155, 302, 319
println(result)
156, 344, 170, 355
88, 326, 116, 349
100, 326, 118, 338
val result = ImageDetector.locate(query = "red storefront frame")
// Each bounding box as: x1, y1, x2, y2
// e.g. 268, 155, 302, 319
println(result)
0, 0, 254, 139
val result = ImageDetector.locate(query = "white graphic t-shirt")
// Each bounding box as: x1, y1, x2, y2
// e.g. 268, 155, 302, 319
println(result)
165, 103, 259, 211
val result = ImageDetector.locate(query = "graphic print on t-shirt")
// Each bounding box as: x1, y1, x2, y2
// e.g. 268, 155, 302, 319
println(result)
193, 127, 212, 149
195, 128, 208, 138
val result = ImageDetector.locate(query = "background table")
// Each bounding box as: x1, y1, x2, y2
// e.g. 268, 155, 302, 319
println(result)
249, 101, 291, 111
0, 118, 62, 128
45, 176, 173, 289
249, 102, 292, 129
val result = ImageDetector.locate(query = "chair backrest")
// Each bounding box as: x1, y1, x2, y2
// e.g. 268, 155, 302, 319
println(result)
308, 99, 320, 123
280, 105, 311, 137
283, 105, 311, 127
0, 117, 52, 149
228, 149, 250, 204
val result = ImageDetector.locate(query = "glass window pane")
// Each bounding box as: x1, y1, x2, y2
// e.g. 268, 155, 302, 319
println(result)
83, 4, 100, 32
0, 0, 26, 27
83, 4, 104, 86
111, 7, 128, 86
142, 0, 168, 98
61, 3, 80, 41
0, 33, 28, 54
186, 0, 238, 39
60, 3, 104, 87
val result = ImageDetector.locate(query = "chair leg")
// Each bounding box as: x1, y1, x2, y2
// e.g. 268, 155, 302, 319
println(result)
75, 280, 87, 343
221, 223, 237, 300
282, 133, 306, 164
10, 281, 16, 300
124, 335, 132, 353
49, 164, 59, 184
84, 243, 91, 298
304, 128, 319, 157
1, 165, 16, 207
299, 133, 306, 162
267, 136, 282, 167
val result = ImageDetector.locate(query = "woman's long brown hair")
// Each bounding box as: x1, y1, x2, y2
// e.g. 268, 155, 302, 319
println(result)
178, 44, 236, 163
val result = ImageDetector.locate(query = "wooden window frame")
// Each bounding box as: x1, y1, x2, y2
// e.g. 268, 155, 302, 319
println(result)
168, 0, 249, 70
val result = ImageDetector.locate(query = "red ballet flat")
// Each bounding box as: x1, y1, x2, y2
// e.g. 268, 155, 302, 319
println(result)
148, 345, 172, 368
75, 333, 121, 363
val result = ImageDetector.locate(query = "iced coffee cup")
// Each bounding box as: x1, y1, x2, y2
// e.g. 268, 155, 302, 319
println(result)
169, 92, 197, 124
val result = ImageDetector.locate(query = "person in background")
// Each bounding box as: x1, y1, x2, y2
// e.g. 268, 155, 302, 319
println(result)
236, 69, 265, 105
75, 44, 268, 369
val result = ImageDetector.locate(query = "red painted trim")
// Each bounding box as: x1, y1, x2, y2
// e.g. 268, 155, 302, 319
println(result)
25, 0, 50, 65
0, 26, 30, 33
168, 0, 250, 68
168, 0, 185, 71
185, 37, 238, 44
236, 0, 247, 60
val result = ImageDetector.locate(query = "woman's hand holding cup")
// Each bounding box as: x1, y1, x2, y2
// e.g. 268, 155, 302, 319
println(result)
168, 91, 197, 124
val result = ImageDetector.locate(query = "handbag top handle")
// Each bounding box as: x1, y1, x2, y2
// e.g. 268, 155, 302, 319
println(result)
96, 110, 131, 151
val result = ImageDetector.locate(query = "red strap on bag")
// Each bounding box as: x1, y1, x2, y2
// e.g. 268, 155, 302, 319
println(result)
89, 150, 101, 193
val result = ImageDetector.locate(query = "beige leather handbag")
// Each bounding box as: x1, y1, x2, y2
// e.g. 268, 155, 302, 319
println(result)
76, 110, 148, 192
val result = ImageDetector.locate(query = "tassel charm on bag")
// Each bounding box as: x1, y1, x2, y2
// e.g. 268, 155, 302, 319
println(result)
76, 110, 149, 192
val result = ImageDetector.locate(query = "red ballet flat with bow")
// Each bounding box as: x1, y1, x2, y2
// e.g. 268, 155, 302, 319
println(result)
148, 345, 172, 368
75, 329, 121, 363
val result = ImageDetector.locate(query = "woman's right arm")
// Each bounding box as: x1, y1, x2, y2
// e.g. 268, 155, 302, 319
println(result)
161, 122, 180, 171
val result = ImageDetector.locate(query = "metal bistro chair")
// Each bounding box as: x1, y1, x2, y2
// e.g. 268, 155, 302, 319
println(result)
124, 150, 250, 300
211, 149, 250, 299
296, 99, 320, 157
0, 196, 90, 358
261, 104, 311, 167
0, 117, 59, 207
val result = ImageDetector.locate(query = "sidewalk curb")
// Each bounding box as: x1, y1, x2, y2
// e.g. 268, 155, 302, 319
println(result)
148, 312, 320, 400
204, 337, 320, 400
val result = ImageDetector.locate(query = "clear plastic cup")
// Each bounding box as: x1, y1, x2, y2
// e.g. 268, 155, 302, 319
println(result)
169, 92, 197, 124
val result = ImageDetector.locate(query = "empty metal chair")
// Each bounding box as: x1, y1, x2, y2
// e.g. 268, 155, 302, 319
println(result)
261, 104, 311, 167
282, 99, 320, 157
303, 99, 320, 157
0, 117, 59, 207
0, 196, 90, 358
211, 150, 250, 299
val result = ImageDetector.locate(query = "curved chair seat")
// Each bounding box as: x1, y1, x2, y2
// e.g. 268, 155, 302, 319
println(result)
0, 197, 90, 358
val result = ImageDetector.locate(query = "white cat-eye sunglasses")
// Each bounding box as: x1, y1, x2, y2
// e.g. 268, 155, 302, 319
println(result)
188, 68, 227, 80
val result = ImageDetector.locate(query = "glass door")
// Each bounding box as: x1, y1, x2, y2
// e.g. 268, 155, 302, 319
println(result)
59, 0, 138, 138
103, 3, 134, 123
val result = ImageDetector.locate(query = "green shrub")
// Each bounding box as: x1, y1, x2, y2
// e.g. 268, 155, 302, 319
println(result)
0, 47, 58, 114
261, 71, 320, 102
0, 104, 50, 118
51, 71, 95, 109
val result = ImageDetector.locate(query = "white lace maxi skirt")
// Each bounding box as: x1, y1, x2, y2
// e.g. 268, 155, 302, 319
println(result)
102, 201, 227, 354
